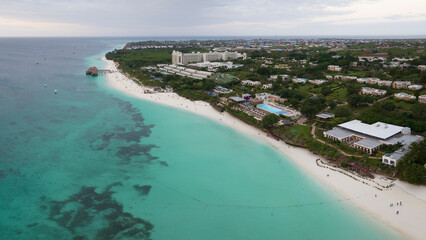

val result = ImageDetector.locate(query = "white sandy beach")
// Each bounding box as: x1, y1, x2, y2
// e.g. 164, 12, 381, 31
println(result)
103, 57, 426, 240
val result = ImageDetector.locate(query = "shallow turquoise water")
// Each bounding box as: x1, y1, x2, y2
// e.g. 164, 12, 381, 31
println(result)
0, 38, 402, 239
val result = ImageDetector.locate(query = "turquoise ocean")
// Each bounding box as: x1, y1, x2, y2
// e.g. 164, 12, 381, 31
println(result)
0, 38, 402, 239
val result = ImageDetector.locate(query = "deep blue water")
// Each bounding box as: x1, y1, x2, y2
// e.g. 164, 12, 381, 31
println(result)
0, 38, 403, 240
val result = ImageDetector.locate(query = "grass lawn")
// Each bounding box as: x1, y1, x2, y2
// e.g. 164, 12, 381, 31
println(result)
328, 87, 348, 102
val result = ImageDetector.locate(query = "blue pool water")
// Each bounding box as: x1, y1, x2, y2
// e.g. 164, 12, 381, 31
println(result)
257, 104, 288, 115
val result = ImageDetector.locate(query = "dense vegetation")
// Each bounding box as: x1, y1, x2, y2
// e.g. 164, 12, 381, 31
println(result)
397, 140, 426, 185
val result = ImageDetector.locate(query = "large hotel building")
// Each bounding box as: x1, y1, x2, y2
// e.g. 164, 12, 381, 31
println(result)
172, 50, 246, 65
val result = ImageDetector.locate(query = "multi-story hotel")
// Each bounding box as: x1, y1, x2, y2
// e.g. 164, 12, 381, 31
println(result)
172, 50, 246, 65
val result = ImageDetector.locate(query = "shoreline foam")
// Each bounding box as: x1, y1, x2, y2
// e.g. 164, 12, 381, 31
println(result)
102, 56, 426, 240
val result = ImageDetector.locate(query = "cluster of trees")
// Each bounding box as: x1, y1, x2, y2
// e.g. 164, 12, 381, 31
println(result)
396, 140, 426, 185
358, 100, 426, 133
300, 97, 326, 118
261, 114, 280, 129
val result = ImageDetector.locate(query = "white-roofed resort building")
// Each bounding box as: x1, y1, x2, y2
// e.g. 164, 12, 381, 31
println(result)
324, 120, 422, 166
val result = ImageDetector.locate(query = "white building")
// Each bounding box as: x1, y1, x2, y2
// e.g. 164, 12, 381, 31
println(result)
394, 92, 416, 101
377, 80, 392, 87
407, 84, 423, 91
262, 83, 273, 89
241, 80, 261, 86
255, 92, 270, 100
418, 65, 426, 71
308, 79, 326, 85
214, 86, 233, 94
172, 50, 246, 65
361, 87, 386, 96
324, 120, 422, 155
160, 65, 213, 80
357, 78, 368, 84
268, 74, 289, 81
328, 65, 342, 72
292, 78, 307, 84
392, 81, 411, 89
419, 95, 426, 103
367, 78, 380, 85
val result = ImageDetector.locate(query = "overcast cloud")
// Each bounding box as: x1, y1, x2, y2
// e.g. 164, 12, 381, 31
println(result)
0, 0, 425, 36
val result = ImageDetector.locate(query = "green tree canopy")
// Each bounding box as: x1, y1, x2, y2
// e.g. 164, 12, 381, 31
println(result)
262, 114, 280, 129
334, 106, 352, 117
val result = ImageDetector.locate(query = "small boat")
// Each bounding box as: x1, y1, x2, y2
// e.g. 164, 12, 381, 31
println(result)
44, 84, 47, 87
54, 90, 57, 94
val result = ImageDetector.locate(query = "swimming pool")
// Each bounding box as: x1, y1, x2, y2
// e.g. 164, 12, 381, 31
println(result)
257, 104, 288, 115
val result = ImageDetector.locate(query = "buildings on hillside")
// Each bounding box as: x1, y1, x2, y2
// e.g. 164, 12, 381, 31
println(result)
324, 120, 422, 166
392, 81, 411, 89
241, 80, 261, 86
361, 87, 387, 96
417, 65, 426, 71
377, 80, 392, 87
327, 65, 342, 72
172, 50, 246, 65
407, 84, 423, 91
309, 79, 327, 85
394, 92, 416, 101
292, 78, 307, 84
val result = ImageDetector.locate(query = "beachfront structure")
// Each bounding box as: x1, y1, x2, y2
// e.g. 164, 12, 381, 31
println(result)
256, 103, 301, 119
419, 95, 426, 103
172, 50, 246, 65
160, 65, 213, 80
407, 84, 423, 91
324, 120, 422, 155
392, 81, 411, 89
394, 93, 416, 101
229, 96, 246, 103
214, 86, 233, 94
292, 78, 307, 84
241, 80, 261, 86
378, 80, 392, 87
361, 87, 386, 96
382, 148, 412, 167
165, 85, 173, 92
327, 65, 342, 72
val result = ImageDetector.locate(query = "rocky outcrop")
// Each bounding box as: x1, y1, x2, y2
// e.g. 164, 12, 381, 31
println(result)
86, 67, 98, 76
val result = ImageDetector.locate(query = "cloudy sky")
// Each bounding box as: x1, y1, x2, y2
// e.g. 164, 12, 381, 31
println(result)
0, 0, 425, 37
